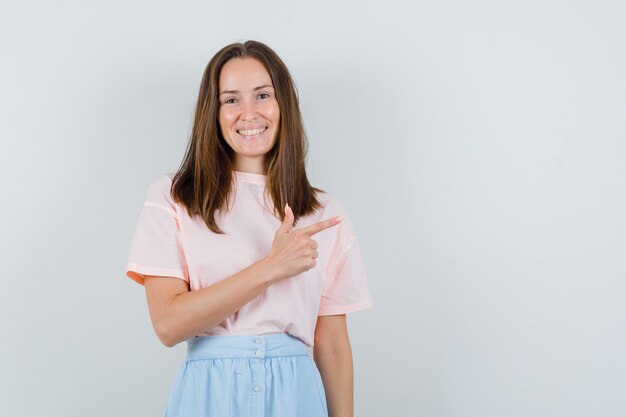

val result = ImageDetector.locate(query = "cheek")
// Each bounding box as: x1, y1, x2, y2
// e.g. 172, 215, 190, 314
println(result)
219, 108, 236, 125
267, 103, 280, 122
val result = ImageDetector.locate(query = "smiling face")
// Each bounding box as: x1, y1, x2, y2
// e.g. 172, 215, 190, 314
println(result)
218, 57, 281, 174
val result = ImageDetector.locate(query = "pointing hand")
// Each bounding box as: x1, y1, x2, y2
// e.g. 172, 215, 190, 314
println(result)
265, 203, 342, 282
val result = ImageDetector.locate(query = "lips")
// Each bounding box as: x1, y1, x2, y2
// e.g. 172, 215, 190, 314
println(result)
237, 126, 268, 136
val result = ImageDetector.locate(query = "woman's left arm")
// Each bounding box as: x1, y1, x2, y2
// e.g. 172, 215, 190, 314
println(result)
313, 314, 354, 417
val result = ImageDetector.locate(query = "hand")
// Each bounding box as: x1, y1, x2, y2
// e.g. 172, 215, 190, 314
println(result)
264, 203, 343, 282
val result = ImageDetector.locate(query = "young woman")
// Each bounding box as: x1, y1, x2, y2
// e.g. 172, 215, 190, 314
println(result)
125, 40, 373, 417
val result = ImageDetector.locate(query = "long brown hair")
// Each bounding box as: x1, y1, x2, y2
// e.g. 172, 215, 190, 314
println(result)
170, 40, 325, 234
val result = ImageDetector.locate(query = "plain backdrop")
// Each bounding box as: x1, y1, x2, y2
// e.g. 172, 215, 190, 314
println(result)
1, 1, 625, 416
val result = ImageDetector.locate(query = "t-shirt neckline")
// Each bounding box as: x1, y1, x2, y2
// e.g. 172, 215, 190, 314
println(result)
233, 170, 267, 185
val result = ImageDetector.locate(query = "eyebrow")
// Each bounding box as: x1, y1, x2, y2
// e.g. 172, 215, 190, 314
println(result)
219, 84, 274, 96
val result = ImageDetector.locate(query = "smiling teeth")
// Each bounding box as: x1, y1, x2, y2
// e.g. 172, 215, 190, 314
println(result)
238, 127, 267, 136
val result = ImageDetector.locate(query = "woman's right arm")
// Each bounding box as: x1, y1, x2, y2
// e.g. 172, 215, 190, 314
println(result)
143, 204, 342, 348
144, 257, 279, 347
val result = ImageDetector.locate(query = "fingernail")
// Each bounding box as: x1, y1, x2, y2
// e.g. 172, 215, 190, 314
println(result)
336, 216, 343, 221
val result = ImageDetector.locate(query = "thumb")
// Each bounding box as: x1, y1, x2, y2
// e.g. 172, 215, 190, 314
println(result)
277, 203, 294, 235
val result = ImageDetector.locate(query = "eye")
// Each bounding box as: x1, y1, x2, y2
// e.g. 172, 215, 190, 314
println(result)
224, 98, 237, 104
258, 92, 270, 99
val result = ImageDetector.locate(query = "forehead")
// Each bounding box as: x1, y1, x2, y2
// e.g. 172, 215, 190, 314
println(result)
218, 57, 273, 90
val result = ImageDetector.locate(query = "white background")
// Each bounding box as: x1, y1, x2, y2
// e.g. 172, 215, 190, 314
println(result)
1, 1, 625, 416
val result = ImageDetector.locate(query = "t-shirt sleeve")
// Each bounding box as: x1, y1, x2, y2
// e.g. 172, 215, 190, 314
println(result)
125, 175, 189, 286
318, 201, 374, 316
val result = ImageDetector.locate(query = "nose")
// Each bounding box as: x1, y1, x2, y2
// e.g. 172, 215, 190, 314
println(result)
240, 99, 258, 121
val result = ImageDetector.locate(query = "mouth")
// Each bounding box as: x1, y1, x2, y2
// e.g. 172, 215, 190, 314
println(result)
237, 126, 268, 139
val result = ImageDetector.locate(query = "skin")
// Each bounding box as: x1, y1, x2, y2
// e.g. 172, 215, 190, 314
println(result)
218, 57, 280, 174
144, 56, 354, 417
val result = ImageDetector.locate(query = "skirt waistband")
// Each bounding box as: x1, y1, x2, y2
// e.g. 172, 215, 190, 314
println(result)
184, 332, 309, 361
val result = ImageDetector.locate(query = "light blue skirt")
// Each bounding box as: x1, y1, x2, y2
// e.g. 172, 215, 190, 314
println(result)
163, 332, 329, 417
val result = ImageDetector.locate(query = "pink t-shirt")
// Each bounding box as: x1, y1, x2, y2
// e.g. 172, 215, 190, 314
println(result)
125, 171, 373, 347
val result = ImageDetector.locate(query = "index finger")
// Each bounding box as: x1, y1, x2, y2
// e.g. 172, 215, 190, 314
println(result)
295, 216, 343, 237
